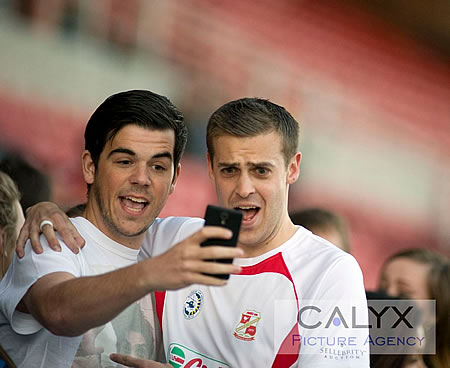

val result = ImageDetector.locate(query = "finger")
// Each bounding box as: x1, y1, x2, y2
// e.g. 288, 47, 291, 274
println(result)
52, 214, 85, 252
109, 353, 163, 367
72, 229, 86, 249
185, 268, 230, 286
57, 228, 79, 254
41, 223, 61, 252
195, 259, 242, 276
198, 245, 244, 260
16, 225, 30, 258
192, 226, 233, 243
177, 258, 241, 285
29, 222, 44, 255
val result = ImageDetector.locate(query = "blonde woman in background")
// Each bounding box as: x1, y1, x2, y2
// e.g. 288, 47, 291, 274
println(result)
0, 171, 24, 278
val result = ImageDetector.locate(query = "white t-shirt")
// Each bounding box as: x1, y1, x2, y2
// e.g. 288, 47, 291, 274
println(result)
142, 217, 370, 368
0, 217, 160, 368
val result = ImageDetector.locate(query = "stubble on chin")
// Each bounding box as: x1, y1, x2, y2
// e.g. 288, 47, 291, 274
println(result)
92, 183, 151, 238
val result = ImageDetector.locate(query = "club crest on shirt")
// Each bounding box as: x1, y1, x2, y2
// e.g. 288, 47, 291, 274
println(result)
233, 310, 261, 341
183, 290, 204, 319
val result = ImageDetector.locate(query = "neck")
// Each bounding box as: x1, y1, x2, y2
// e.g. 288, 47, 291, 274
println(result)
84, 202, 145, 250
239, 219, 298, 258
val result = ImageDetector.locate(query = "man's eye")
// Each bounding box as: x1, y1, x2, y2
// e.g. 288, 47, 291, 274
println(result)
256, 167, 268, 175
117, 160, 132, 165
151, 164, 169, 172
221, 167, 235, 174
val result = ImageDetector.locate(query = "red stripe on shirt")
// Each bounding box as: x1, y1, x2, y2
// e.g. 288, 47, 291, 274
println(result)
240, 252, 301, 367
154, 290, 166, 331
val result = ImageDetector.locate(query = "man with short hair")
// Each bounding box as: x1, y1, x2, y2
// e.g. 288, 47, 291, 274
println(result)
0, 90, 242, 367
290, 207, 351, 252
19, 98, 369, 367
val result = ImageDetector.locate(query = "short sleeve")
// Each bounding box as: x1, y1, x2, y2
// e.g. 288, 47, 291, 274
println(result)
0, 235, 82, 334
297, 256, 370, 367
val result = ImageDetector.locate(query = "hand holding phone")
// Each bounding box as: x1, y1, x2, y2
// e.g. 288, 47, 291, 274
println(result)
201, 205, 243, 279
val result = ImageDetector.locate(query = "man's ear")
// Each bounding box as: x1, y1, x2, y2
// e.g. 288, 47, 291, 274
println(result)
286, 152, 302, 185
169, 163, 181, 195
206, 152, 215, 181
81, 150, 95, 185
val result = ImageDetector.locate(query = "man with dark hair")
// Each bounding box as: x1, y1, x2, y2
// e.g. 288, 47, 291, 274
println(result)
290, 207, 351, 252
18, 97, 369, 367
0, 90, 242, 367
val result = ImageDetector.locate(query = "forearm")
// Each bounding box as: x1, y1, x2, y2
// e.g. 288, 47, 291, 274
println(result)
26, 260, 152, 337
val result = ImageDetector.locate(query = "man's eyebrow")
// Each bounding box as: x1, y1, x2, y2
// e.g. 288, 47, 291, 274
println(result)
152, 152, 173, 161
107, 149, 173, 161
107, 148, 136, 159
248, 162, 276, 168
217, 161, 276, 168
217, 162, 239, 168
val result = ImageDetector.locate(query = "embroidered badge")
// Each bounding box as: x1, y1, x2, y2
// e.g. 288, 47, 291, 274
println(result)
183, 290, 204, 319
233, 310, 261, 341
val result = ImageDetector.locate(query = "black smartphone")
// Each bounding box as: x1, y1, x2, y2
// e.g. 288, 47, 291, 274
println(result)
201, 205, 243, 279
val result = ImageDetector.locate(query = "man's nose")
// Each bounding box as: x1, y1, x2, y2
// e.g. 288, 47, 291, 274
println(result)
235, 173, 255, 198
130, 164, 151, 186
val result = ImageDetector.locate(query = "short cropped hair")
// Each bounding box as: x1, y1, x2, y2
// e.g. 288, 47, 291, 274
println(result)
206, 98, 299, 166
85, 90, 187, 171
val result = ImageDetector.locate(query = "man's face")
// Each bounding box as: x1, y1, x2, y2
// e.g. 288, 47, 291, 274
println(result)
208, 131, 301, 257
83, 124, 179, 248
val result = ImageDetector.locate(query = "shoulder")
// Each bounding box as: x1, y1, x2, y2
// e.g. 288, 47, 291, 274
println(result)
141, 217, 204, 257
286, 228, 358, 270
284, 229, 365, 295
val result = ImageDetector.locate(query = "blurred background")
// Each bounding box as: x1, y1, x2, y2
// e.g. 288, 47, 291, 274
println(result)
0, 0, 449, 289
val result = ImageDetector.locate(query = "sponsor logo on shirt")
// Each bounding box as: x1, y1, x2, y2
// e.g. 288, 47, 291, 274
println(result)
233, 310, 261, 341
168, 343, 230, 368
183, 290, 204, 320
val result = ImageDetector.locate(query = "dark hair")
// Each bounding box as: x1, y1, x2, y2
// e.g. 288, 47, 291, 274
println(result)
85, 90, 187, 171
0, 153, 51, 214
206, 98, 299, 166
290, 208, 350, 252
65, 203, 86, 217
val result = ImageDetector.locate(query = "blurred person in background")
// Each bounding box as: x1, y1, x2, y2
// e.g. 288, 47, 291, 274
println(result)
0, 153, 52, 215
378, 248, 450, 368
290, 207, 351, 253
0, 171, 25, 279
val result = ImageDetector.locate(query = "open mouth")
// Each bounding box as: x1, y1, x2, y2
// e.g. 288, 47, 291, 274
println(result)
234, 206, 260, 222
120, 196, 149, 213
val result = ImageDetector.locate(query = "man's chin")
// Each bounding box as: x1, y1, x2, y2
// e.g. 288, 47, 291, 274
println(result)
119, 225, 150, 238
